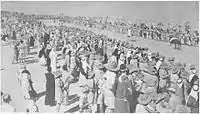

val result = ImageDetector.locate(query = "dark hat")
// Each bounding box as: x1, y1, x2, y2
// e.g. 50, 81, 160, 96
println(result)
3, 94, 12, 102
168, 57, 175, 61
120, 64, 127, 72
1, 91, 3, 96
88, 71, 95, 79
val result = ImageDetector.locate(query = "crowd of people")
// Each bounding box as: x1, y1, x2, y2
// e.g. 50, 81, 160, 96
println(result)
1, 11, 199, 113
2, 11, 199, 47
67, 16, 199, 47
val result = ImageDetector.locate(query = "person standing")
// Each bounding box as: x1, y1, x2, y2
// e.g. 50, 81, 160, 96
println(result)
114, 74, 131, 113
12, 30, 17, 40
38, 45, 46, 66
12, 42, 19, 64
45, 44, 52, 68
49, 47, 57, 72
44, 67, 55, 106
18, 40, 26, 64
20, 70, 38, 112
62, 64, 74, 106
30, 35, 35, 48
54, 70, 64, 112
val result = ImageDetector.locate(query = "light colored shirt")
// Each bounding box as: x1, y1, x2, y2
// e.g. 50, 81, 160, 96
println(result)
103, 71, 116, 85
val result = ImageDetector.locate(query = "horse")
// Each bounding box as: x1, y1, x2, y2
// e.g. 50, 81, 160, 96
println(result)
169, 37, 182, 49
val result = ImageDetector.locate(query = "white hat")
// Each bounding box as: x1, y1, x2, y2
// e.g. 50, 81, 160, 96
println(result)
192, 69, 197, 74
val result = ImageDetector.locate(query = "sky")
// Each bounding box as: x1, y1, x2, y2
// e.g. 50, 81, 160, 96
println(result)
1, 1, 199, 29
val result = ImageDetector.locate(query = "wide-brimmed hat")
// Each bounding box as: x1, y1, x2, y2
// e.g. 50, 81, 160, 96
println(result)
127, 64, 138, 74
189, 65, 196, 70
168, 57, 175, 61
88, 71, 95, 79
171, 66, 179, 74
119, 74, 128, 82
175, 105, 191, 113
175, 62, 184, 69
143, 65, 157, 75
167, 87, 176, 93
159, 63, 170, 70
137, 93, 153, 105
143, 76, 158, 87
154, 93, 166, 104
159, 69, 170, 79
53, 70, 62, 78
180, 71, 190, 79
105, 62, 120, 71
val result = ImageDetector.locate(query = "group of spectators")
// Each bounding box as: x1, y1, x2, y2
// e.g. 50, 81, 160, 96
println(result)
1, 11, 199, 113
